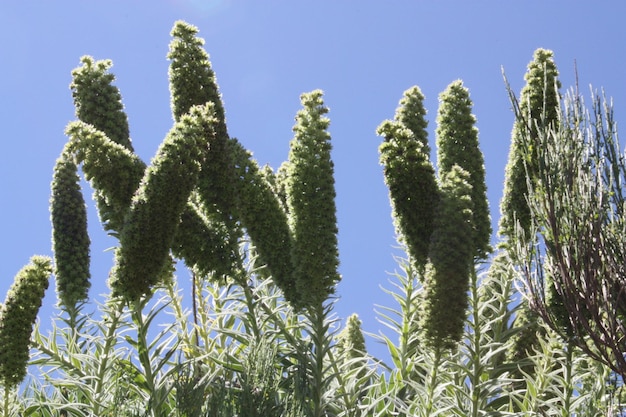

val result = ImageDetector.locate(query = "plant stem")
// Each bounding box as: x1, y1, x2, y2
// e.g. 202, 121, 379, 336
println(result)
424, 347, 442, 417
92, 298, 125, 416
3, 384, 8, 417
311, 302, 327, 417
132, 298, 155, 394
399, 273, 415, 379
469, 267, 482, 417
240, 278, 261, 340
326, 347, 355, 417
562, 339, 574, 417
191, 271, 199, 347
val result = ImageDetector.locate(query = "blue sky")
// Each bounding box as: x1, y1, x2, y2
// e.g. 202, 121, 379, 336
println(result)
1, 1, 625, 358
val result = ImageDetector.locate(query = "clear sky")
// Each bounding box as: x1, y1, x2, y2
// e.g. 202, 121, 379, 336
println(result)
1, 1, 625, 359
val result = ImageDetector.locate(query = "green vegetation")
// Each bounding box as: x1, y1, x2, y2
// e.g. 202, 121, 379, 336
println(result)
51, 149, 90, 315
499, 48, 561, 242
2, 21, 625, 417
436, 80, 491, 260
0, 256, 52, 391
377, 86, 437, 275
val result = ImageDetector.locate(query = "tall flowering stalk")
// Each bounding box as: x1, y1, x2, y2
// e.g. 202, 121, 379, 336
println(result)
377, 86, 438, 275
509, 83, 626, 380
0, 256, 52, 389
436, 80, 491, 260
69, 57, 140, 235
65, 120, 146, 236
168, 20, 241, 280
421, 166, 474, 350
499, 48, 561, 241
110, 104, 214, 301
50, 148, 91, 314
70, 56, 133, 151
229, 140, 296, 302
285, 90, 340, 309
337, 313, 368, 380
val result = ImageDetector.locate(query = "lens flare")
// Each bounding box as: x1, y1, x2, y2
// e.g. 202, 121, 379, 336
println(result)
175, 0, 229, 16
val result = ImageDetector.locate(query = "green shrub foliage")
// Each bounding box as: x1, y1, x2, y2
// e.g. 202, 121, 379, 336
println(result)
507, 301, 543, 382
4, 21, 623, 416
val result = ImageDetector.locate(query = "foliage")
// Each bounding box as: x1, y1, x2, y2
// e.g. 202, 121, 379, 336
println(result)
508, 81, 626, 381
497, 49, 564, 395
2, 22, 625, 417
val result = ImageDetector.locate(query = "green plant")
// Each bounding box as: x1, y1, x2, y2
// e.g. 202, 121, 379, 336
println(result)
377, 86, 438, 275
507, 79, 626, 381
4, 19, 626, 417
436, 80, 491, 259
0, 256, 52, 417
